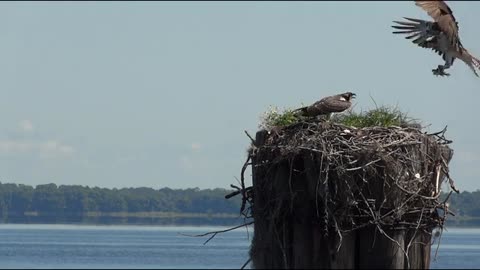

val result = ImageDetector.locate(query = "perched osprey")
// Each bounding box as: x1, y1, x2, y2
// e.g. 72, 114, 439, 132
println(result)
392, 0, 480, 77
295, 92, 356, 118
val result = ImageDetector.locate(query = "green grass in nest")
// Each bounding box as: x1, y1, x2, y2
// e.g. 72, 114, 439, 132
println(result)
258, 106, 301, 130
333, 106, 418, 128
259, 105, 419, 130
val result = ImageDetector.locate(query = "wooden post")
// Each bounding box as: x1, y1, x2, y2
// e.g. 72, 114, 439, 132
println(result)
248, 127, 453, 269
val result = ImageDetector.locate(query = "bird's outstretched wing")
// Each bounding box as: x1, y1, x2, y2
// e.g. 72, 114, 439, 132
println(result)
391, 17, 442, 55
415, 0, 463, 51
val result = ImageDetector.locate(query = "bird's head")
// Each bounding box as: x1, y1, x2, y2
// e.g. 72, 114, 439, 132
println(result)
341, 92, 356, 101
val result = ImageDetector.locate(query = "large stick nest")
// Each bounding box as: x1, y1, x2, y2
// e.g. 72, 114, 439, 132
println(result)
234, 120, 458, 235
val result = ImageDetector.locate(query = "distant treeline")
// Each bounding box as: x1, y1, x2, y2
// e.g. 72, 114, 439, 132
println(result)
0, 182, 243, 225
443, 190, 480, 218
0, 182, 479, 226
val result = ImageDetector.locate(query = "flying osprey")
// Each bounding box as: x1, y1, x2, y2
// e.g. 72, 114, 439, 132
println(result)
392, 0, 480, 77
295, 92, 356, 118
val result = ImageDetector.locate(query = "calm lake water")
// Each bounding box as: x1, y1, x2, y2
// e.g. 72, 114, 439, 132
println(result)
0, 224, 478, 269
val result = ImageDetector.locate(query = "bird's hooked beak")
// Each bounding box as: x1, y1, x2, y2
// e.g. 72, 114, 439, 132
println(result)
350, 93, 357, 100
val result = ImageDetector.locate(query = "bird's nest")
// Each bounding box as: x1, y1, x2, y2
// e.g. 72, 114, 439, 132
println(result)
230, 118, 458, 240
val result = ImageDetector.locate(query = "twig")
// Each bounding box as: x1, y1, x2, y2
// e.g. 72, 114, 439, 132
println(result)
427, 125, 448, 137
405, 206, 425, 269
434, 162, 441, 196
241, 258, 252, 269
376, 226, 410, 268
240, 155, 252, 215
244, 130, 257, 147
345, 158, 382, 171
179, 221, 254, 245
433, 227, 443, 261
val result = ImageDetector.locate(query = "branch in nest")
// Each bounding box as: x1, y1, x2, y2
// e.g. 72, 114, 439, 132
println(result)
225, 186, 252, 200
241, 258, 252, 270
427, 125, 448, 136
179, 221, 254, 245
245, 130, 257, 147
238, 154, 255, 216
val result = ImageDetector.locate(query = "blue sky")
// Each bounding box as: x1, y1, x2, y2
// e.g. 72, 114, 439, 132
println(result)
0, 1, 479, 191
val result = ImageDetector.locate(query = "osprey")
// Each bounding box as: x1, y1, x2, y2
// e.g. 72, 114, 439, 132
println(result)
392, 0, 480, 77
295, 92, 356, 118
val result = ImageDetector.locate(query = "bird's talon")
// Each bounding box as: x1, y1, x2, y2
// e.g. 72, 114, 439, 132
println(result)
432, 66, 450, 77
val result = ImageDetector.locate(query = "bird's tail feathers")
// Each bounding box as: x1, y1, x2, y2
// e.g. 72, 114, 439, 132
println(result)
463, 50, 480, 77
472, 56, 480, 77
472, 55, 480, 70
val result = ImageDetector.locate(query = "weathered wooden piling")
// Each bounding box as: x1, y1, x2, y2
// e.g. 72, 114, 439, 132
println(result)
245, 122, 455, 269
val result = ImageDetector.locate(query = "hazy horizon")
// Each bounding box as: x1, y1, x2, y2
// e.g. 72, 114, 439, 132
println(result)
1, 2, 479, 192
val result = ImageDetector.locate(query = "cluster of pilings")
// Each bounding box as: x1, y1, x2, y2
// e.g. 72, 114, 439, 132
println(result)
246, 123, 455, 269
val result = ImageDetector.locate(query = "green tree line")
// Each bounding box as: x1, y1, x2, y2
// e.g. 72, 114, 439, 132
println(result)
0, 182, 241, 218
0, 182, 479, 225
444, 190, 480, 218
